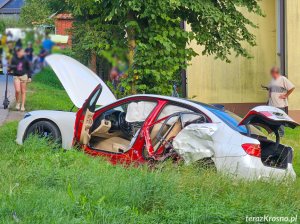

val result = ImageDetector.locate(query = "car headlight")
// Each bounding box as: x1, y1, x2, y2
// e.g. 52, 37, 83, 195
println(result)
24, 113, 32, 119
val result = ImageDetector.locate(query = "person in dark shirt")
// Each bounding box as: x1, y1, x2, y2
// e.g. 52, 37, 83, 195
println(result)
25, 42, 34, 62
38, 46, 48, 69
10, 47, 32, 111
15, 38, 23, 49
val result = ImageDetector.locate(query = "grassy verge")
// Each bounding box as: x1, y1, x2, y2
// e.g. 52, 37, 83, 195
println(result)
26, 68, 73, 111
1, 67, 300, 223
282, 129, 300, 175
0, 122, 300, 223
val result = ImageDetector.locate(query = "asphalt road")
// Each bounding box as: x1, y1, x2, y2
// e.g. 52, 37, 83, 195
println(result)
0, 74, 14, 125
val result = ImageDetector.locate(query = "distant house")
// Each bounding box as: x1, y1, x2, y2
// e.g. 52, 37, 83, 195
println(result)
54, 13, 74, 47
0, 0, 24, 18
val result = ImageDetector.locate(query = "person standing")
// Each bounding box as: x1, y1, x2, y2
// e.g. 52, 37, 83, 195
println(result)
10, 47, 31, 112
15, 38, 23, 49
25, 42, 34, 62
6, 41, 15, 63
266, 66, 295, 136
42, 35, 55, 54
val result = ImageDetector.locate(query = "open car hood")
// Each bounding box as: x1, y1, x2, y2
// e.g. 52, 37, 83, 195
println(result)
45, 54, 117, 108
239, 106, 299, 132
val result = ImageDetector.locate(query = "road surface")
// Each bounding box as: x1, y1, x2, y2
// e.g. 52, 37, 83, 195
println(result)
0, 74, 14, 125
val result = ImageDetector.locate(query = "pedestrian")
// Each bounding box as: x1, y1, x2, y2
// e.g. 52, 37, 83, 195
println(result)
38, 46, 47, 68
10, 47, 32, 112
15, 38, 23, 49
6, 31, 13, 42
265, 66, 295, 137
25, 42, 34, 62
109, 67, 120, 90
42, 35, 55, 54
6, 41, 15, 63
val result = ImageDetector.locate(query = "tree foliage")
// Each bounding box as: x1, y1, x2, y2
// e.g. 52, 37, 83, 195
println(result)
20, 0, 67, 26
0, 20, 6, 33
22, 0, 263, 96
68, 0, 262, 96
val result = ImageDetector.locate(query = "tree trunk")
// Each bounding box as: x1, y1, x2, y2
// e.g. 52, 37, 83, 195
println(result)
126, 11, 137, 94
89, 52, 97, 73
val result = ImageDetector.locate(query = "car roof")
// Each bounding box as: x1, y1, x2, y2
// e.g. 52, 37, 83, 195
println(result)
109, 94, 235, 126
122, 94, 221, 111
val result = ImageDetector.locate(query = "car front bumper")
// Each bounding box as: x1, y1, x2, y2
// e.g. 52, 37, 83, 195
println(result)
16, 117, 31, 145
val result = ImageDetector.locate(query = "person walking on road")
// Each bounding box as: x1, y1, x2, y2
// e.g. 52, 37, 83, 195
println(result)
10, 47, 31, 112
264, 66, 295, 137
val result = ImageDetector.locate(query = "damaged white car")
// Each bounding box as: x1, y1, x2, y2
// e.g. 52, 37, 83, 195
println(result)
16, 54, 299, 180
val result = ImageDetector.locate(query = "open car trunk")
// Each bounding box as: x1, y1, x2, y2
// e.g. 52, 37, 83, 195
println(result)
240, 106, 299, 169
258, 137, 293, 169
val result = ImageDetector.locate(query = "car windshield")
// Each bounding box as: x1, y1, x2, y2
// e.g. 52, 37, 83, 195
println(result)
203, 105, 266, 137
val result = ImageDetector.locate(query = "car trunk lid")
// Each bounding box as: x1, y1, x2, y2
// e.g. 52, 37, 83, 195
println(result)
239, 106, 299, 133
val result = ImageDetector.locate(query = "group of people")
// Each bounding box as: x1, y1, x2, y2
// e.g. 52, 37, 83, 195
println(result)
1, 33, 55, 112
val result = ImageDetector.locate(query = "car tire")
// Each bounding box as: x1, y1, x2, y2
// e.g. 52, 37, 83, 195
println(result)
25, 120, 62, 145
196, 158, 217, 171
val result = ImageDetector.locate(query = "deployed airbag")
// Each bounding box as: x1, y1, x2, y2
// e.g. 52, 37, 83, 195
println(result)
126, 101, 156, 122
173, 123, 218, 164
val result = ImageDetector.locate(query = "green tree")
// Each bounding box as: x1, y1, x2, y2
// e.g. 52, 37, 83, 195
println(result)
62, 1, 264, 96
20, 0, 68, 26
0, 20, 6, 34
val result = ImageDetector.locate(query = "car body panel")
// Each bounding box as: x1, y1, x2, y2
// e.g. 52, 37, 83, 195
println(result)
214, 155, 296, 180
45, 54, 116, 108
172, 123, 217, 164
239, 106, 299, 130
16, 110, 76, 149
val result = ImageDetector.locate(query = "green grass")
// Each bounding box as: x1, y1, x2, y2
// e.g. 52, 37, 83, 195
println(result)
26, 68, 73, 111
0, 122, 300, 223
1, 68, 300, 223
282, 129, 300, 175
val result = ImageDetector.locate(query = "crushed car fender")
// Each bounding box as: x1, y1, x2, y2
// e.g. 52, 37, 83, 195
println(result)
173, 123, 219, 164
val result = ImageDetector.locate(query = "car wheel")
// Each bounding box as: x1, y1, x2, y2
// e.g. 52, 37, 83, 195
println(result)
196, 158, 217, 171
25, 120, 62, 145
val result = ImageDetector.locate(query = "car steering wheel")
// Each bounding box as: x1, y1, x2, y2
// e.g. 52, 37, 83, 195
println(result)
118, 112, 132, 136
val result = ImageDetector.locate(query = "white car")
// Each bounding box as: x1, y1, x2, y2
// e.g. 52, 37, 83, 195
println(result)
17, 54, 299, 180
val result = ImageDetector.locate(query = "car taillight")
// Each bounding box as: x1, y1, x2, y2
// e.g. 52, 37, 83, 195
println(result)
242, 143, 261, 157
260, 111, 273, 117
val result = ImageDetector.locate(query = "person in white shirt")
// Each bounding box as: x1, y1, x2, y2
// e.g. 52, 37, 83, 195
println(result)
264, 66, 295, 136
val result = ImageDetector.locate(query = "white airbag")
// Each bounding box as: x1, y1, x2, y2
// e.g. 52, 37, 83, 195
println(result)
158, 105, 192, 125
173, 123, 218, 164
158, 105, 192, 119
126, 102, 156, 122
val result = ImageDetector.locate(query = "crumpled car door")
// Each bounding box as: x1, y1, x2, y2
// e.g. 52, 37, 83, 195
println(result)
172, 123, 219, 164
